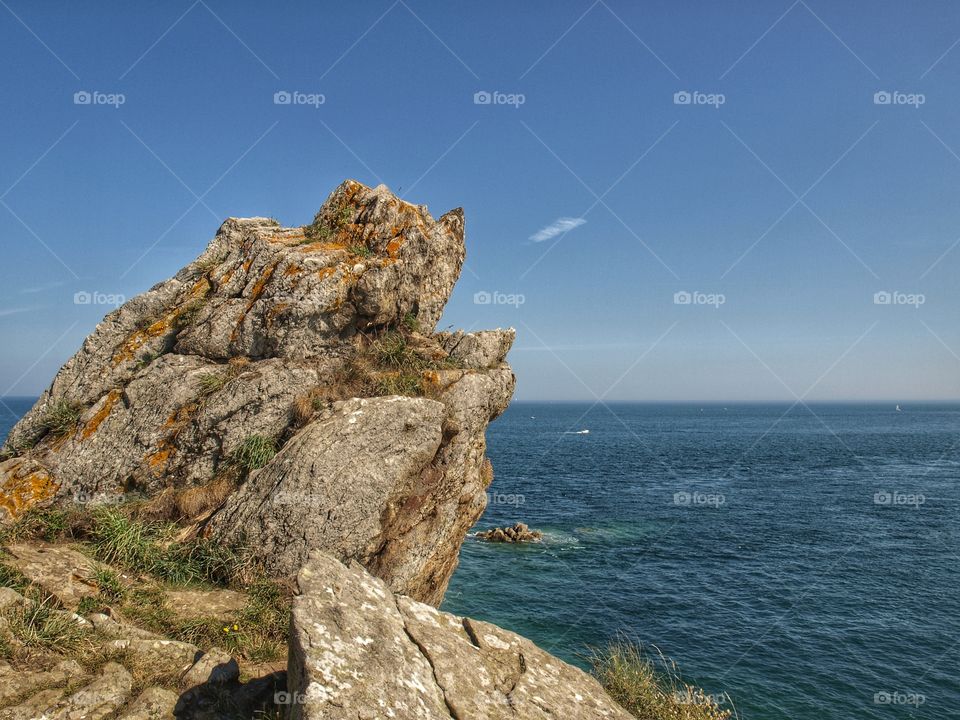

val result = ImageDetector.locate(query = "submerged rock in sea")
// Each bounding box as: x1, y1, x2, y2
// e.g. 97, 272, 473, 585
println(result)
476, 522, 544, 543
0, 179, 515, 605
288, 551, 633, 720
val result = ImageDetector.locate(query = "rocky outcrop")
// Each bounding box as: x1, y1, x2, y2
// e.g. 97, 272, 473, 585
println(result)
476, 523, 544, 543
0, 180, 515, 604
287, 551, 633, 720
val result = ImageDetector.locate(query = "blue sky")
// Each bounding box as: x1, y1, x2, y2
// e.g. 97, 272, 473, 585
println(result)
1, 0, 958, 401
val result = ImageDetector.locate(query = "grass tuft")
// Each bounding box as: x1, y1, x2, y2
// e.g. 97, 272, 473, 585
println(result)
41, 399, 82, 437
1, 594, 87, 654
588, 638, 733, 720
232, 435, 277, 471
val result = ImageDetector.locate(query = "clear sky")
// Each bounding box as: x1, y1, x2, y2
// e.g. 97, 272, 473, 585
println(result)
1, 0, 958, 401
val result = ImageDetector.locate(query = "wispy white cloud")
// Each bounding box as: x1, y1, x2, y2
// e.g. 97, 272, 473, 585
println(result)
0, 307, 35, 318
529, 217, 586, 243
20, 281, 65, 295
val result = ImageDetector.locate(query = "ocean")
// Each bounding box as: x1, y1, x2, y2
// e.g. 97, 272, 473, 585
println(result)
2, 399, 957, 719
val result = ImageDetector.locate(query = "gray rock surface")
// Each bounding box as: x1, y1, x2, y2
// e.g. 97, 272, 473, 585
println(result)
4, 543, 100, 608
0, 179, 515, 604
118, 687, 179, 720
288, 552, 633, 720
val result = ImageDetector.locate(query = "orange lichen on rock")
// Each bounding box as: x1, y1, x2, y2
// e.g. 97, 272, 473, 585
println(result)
144, 439, 174, 474
80, 389, 122, 440
0, 464, 58, 521
112, 314, 173, 365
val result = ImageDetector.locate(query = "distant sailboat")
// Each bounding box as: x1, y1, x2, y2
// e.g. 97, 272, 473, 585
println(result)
896, 404, 902, 412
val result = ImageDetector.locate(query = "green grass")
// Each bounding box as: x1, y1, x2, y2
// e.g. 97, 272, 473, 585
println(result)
588, 639, 733, 720
197, 371, 227, 397
348, 244, 371, 258
91, 566, 125, 602
1, 594, 87, 655
0, 561, 30, 591
0, 507, 81, 545
375, 372, 423, 397
41, 399, 82, 437
89, 508, 243, 587
231, 435, 277, 471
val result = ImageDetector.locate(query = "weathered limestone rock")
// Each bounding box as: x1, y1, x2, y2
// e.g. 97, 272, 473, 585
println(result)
165, 588, 247, 623
118, 687, 178, 720
38, 661, 133, 720
288, 552, 634, 720
476, 523, 544, 543
0, 659, 85, 706
1, 179, 514, 606
181, 647, 239, 687
4, 542, 100, 608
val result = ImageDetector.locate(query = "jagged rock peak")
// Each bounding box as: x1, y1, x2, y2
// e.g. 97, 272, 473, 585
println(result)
1, 180, 515, 605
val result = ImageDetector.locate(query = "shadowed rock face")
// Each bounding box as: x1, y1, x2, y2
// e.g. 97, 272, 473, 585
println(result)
288, 552, 634, 720
0, 180, 515, 604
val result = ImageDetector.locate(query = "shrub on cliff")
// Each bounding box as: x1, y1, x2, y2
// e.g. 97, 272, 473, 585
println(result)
589, 638, 733, 720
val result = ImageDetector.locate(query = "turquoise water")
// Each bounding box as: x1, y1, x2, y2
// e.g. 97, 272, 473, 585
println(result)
442, 403, 959, 720
3, 399, 957, 718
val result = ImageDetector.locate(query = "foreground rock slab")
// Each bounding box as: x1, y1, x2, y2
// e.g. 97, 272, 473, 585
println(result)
288, 551, 632, 720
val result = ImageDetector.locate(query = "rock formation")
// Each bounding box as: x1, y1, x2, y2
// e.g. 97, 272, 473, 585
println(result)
476, 523, 544, 543
0, 180, 514, 604
287, 551, 633, 720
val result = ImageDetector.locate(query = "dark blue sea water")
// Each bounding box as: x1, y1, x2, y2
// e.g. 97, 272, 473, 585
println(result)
3, 399, 957, 718
442, 403, 960, 720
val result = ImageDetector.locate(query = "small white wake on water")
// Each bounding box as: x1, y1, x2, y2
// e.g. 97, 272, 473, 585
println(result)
563, 429, 590, 434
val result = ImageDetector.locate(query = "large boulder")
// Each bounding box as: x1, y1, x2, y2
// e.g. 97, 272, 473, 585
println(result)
286, 552, 633, 720
1, 180, 515, 604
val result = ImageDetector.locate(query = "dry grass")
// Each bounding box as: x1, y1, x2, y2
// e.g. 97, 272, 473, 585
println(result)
588, 638, 734, 720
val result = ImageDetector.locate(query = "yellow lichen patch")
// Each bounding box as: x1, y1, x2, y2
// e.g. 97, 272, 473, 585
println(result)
188, 276, 212, 299
229, 260, 279, 342
266, 302, 289, 324
299, 241, 346, 254
0, 464, 58, 521
317, 266, 337, 281
283, 263, 302, 278
242, 259, 253, 272
80, 389, 121, 440
112, 314, 173, 365
217, 266, 236, 286
386, 238, 403, 257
